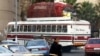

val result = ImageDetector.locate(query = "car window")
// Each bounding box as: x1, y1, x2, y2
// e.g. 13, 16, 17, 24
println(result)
88, 39, 100, 44
0, 46, 12, 53
26, 40, 46, 46
1, 42, 18, 44
8, 45, 29, 53
1, 40, 18, 44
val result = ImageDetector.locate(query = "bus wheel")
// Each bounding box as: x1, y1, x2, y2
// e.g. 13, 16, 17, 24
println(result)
62, 46, 72, 53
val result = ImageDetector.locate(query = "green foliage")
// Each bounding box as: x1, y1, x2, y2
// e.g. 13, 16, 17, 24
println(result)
75, 1, 97, 23
64, 0, 77, 5
94, 2, 100, 28
95, 2, 100, 17
31, 0, 36, 3
31, 0, 53, 3
74, 1, 100, 29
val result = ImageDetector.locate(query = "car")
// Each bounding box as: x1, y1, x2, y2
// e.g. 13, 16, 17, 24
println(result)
0, 40, 19, 49
0, 46, 13, 56
0, 40, 18, 45
26, 39, 50, 55
85, 38, 100, 56
8, 45, 31, 54
0, 40, 30, 54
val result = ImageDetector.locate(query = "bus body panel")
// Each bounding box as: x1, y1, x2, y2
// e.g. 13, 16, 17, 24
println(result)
5, 17, 91, 46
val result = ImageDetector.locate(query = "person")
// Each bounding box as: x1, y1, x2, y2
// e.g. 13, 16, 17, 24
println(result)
49, 38, 62, 56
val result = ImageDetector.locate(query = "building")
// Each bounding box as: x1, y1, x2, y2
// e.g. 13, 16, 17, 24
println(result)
59, 0, 99, 4
0, 0, 15, 40
76, 0, 99, 4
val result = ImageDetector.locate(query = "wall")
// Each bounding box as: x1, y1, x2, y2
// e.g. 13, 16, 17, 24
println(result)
0, 0, 15, 40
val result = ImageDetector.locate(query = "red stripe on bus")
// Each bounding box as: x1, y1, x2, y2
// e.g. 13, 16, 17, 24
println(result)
7, 35, 33, 39
7, 35, 90, 40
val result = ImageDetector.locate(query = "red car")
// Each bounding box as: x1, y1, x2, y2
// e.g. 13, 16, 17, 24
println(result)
85, 38, 100, 56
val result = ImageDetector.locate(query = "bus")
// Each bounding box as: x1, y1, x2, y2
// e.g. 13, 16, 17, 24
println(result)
5, 17, 91, 52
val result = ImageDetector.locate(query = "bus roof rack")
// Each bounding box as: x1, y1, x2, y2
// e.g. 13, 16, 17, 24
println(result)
27, 17, 71, 21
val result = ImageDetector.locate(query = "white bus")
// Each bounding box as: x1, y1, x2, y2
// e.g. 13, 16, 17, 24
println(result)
5, 17, 91, 52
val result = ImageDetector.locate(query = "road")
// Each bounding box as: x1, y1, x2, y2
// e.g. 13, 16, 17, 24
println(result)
62, 48, 85, 56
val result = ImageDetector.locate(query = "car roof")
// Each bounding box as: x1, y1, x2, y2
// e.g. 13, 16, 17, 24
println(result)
0, 46, 13, 53
29, 39, 46, 41
88, 38, 100, 40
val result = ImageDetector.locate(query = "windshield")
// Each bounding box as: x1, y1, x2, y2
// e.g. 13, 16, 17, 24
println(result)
8, 45, 29, 53
1, 42, 18, 44
0, 46, 12, 53
88, 39, 100, 44
26, 40, 46, 46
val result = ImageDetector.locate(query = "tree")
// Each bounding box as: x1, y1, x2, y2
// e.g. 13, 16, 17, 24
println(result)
76, 2, 97, 23
20, 0, 31, 21
63, 0, 80, 20
75, 1, 100, 37
63, 0, 77, 5
95, 1, 100, 29
31, 0, 54, 3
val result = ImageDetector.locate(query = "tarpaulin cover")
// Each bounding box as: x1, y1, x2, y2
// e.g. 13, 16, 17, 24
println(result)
27, 2, 72, 18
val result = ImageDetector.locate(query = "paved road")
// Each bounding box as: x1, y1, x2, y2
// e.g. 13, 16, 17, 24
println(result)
62, 48, 85, 56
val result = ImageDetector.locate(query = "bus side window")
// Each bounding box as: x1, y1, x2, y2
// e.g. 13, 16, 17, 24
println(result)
47, 25, 51, 32
19, 25, 24, 32
32, 25, 36, 32
8, 25, 12, 32
42, 25, 45, 32
28, 25, 31, 32
37, 25, 41, 32
52, 25, 56, 32
57, 25, 62, 32
17, 25, 20, 32
62, 25, 67, 32
24, 25, 28, 32
11, 25, 14, 32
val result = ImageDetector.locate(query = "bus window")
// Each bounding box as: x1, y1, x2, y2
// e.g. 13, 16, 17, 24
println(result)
62, 25, 67, 32
32, 25, 36, 32
42, 25, 45, 32
24, 25, 28, 32
19, 25, 24, 32
17, 25, 20, 32
37, 25, 41, 32
52, 25, 56, 32
27, 25, 31, 32
11, 25, 14, 32
47, 25, 51, 32
8, 25, 12, 32
57, 25, 62, 32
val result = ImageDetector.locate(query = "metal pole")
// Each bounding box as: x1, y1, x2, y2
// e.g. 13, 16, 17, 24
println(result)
15, 0, 18, 42
72, 12, 77, 44
98, 29, 100, 38
15, 0, 18, 28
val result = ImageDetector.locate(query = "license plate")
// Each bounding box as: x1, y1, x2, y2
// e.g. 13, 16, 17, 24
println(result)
32, 49, 38, 52
94, 48, 100, 50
